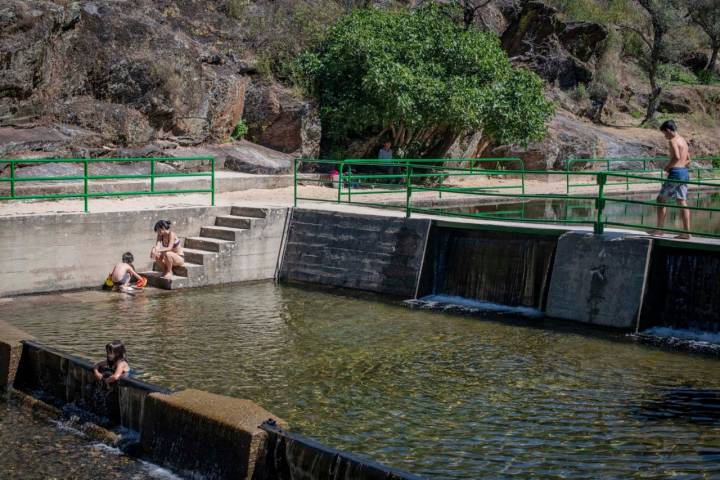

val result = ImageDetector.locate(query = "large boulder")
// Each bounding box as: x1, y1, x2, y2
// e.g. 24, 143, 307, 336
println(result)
488, 111, 662, 171
0, 0, 252, 147
243, 81, 321, 157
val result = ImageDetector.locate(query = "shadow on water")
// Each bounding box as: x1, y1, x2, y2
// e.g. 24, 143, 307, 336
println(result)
635, 387, 720, 425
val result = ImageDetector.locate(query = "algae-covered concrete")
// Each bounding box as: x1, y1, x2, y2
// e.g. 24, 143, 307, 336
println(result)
141, 389, 285, 480
0, 320, 32, 391
546, 232, 652, 329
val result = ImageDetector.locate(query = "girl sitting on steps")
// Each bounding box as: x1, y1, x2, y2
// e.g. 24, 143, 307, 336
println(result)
151, 220, 185, 279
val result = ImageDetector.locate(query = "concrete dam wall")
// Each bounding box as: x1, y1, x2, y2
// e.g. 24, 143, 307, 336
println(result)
0, 322, 420, 480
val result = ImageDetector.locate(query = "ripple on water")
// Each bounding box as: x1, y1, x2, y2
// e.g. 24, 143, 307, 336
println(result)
4, 282, 720, 479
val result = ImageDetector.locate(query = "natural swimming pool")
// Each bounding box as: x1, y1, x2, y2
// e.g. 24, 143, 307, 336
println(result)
3, 282, 720, 479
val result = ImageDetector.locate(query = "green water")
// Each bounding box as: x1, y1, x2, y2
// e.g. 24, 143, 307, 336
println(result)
3, 283, 720, 479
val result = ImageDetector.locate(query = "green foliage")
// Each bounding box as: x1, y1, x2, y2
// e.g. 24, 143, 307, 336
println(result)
298, 5, 554, 154
697, 69, 718, 85
630, 110, 644, 119
657, 63, 697, 84
230, 120, 248, 140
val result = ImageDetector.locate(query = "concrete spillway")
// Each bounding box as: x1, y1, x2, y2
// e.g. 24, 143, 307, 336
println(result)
417, 226, 557, 309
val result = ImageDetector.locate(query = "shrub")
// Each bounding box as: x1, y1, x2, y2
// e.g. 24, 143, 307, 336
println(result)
230, 120, 248, 140
697, 69, 717, 85
298, 5, 554, 155
657, 63, 698, 85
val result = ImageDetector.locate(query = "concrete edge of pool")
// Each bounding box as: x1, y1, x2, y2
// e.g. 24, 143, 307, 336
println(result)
0, 321, 424, 480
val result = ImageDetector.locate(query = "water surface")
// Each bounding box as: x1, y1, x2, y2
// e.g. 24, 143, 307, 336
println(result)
3, 283, 720, 479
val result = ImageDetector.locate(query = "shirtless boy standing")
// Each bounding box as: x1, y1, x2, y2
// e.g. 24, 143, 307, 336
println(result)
656, 120, 691, 239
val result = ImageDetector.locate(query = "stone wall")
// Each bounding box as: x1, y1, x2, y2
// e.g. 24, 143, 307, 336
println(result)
279, 209, 431, 298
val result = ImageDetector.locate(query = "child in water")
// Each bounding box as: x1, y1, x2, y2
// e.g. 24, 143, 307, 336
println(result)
109, 252, 143, 291
93, 340, 130, 384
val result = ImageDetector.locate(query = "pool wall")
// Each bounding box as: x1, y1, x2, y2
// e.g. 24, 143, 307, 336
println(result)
0, 206, 288, 297
280, 209, 431, 297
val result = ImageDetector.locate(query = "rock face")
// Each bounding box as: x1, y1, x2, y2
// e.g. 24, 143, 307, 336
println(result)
243, 81, 321, 157
489, 111, 664, 171
501, 1, 607, 89
0, 0, 318, 169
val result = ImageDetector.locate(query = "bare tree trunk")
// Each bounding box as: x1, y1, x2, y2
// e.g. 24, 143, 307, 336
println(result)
709, 42, 719, 73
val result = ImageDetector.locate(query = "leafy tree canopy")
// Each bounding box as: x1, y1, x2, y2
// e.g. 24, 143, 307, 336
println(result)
298, 4, 554, 155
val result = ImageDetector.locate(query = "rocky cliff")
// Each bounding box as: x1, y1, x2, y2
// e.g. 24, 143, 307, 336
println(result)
0, 0, 717, 178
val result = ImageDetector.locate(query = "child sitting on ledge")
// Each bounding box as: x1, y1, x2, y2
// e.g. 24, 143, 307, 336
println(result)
93, 340, 130, 385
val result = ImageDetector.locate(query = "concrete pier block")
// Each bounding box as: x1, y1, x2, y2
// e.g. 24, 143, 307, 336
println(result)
0, 320, 33, 391
546, 232, 652, 329
141, 389, 285, 480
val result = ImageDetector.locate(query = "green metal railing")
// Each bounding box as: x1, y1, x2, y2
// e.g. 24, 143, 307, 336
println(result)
294, 158, 720, 239
292, 157, 524, 209
0, 156, 215, 212
565, 156, 720, 193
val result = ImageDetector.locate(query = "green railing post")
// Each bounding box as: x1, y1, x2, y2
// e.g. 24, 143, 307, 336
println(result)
210, 157, 215, 206
150, 158, 155, 192
405, 165, 412, 218
9, 160, 14, 198
337, 163, 343, 204
438, 170, 443, 199
293, 158, 298, 208
83, 158, 88, 213
566, 163, 570, 194
594, 172, 606, 234
347, 163, 352, 203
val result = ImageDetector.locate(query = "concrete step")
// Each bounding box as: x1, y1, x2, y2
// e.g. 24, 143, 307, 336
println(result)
230, 206, 266, 218
142, 271, 189, 290
182, 248, 219, 266
152, 261, 205, 278
184, 236, 233, 253
215, 215, 252, 229
200, 226, 247, 241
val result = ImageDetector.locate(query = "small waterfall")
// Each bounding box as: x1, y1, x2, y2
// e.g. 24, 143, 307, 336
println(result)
259, 421, 422, 480
417, 227, 556, 311
14, 341, 166, 431
640, 246, 720, 333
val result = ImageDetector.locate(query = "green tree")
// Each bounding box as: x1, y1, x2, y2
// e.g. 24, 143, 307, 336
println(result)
298, 5, 554, 156
618, 0, 684, 124
688, 0, 720, 73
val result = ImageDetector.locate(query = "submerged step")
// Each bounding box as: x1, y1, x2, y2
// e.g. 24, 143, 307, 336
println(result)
230, 206, 266, 218
200, 226, 247, 241
215, 215, 252, 230
142, 271, 189, 290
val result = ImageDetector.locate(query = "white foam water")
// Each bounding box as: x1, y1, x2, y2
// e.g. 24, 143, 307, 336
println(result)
411, 294, 544, 318
91, 443, 186, 479
642, 327, 720, 344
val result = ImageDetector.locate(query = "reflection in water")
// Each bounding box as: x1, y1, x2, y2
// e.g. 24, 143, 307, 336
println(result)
636, 387, 720, 425
448, 191, 720, 236
4, 283, 720, 479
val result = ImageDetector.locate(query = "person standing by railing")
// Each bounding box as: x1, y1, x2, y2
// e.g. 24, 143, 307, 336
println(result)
656, 120, 691, 239
378, 141, 399, 184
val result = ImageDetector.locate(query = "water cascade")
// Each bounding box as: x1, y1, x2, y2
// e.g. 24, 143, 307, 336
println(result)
416, 226, 557, 313
640, 245, 720, 333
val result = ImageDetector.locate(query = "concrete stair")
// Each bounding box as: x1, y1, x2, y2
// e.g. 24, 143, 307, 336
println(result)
143, 207, 268, 290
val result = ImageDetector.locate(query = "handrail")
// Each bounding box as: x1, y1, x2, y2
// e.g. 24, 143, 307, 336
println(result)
0, 156, 215, 212
294, 157, 720, 239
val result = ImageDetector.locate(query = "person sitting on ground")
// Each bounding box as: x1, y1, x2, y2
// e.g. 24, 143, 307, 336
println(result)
656, 120, 692, 239
92, 340, 130, 385
151, 220, 184, 279
109, 252, 143, 292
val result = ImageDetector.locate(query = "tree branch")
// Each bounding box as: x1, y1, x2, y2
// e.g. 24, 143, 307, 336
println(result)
617, 24, 652, 49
